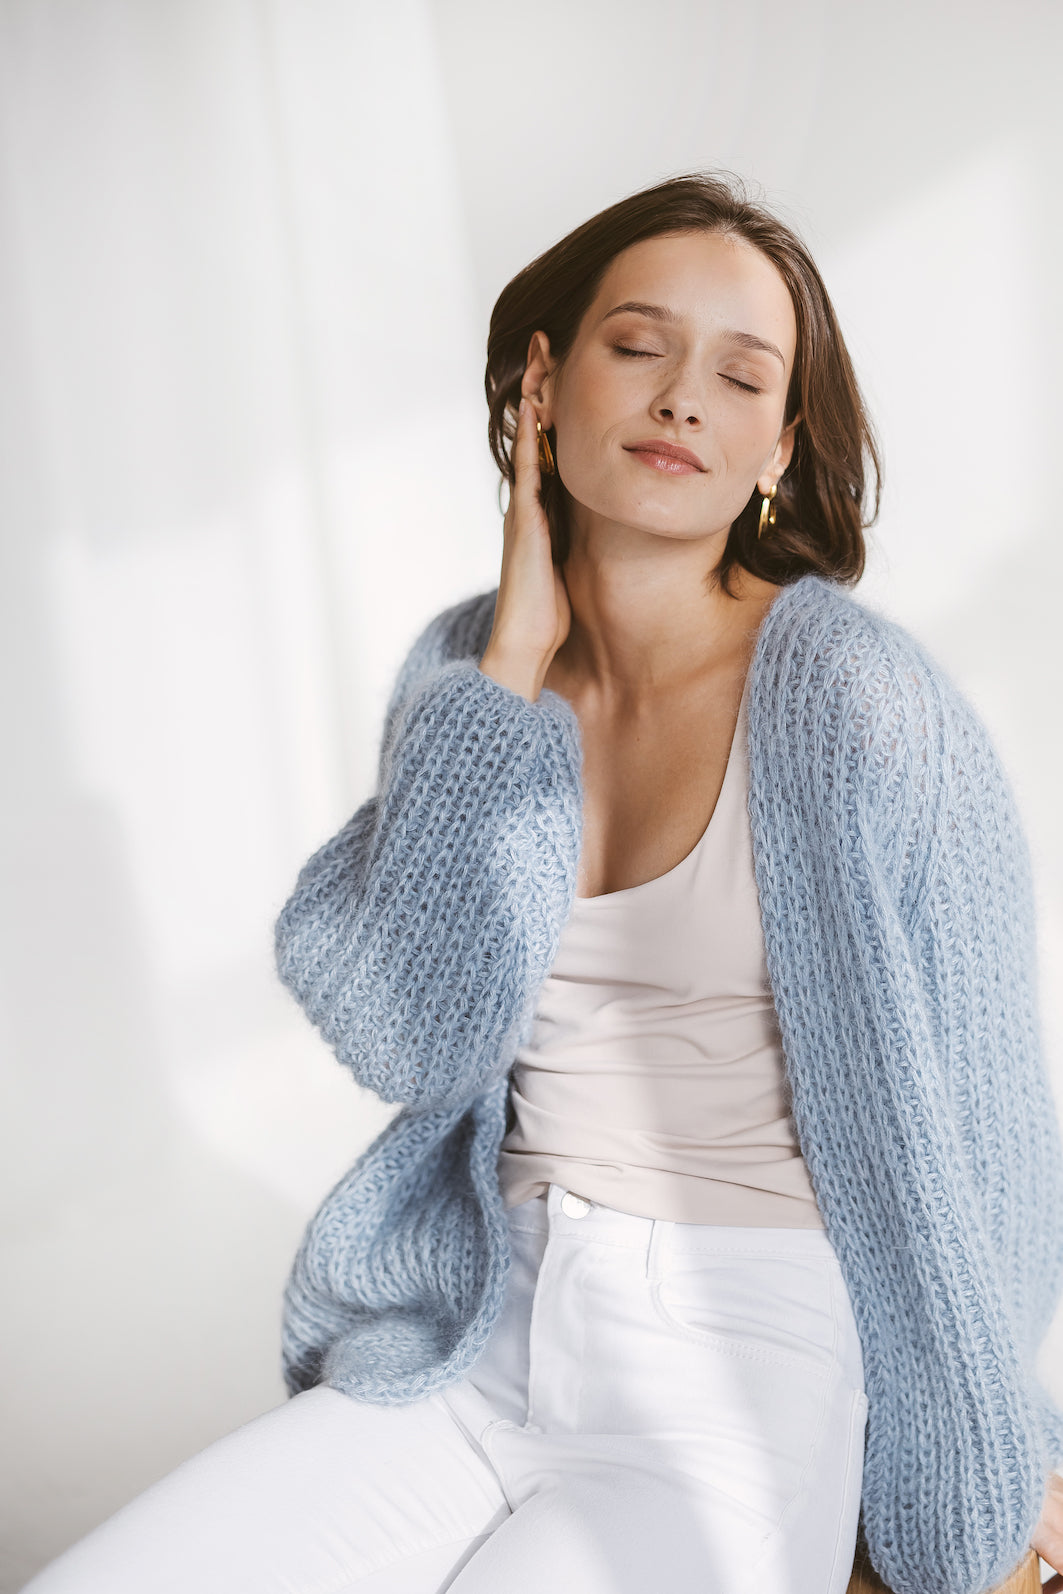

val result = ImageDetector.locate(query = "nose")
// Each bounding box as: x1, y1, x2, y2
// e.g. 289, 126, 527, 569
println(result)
652, 364, 705, 429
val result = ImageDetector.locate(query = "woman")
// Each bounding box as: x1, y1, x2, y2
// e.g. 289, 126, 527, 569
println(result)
24, 174, 1063, 1594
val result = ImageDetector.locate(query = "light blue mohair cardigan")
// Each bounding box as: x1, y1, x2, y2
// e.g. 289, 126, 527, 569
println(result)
274, 571, 1063, 1594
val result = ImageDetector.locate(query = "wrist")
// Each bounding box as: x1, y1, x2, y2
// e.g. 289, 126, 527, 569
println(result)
478, 644, 548, 704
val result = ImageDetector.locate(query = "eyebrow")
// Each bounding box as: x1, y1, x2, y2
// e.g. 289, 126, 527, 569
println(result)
600, 300, 786, 367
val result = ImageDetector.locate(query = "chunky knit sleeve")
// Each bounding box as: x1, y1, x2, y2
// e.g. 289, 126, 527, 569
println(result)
902, 669, 1063, 1455
273, 596, 583, 1112
840, 611, 1063, 1393
750, 578, 1063, 1594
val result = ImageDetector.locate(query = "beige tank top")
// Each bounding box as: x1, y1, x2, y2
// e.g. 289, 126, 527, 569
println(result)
496, 670, 825, 1228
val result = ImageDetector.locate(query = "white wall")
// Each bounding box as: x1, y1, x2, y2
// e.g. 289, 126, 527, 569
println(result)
2, 1, 1060, 1585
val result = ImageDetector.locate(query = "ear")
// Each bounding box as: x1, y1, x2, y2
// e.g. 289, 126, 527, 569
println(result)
757, 413, 801, 496
521, 331, 557, 428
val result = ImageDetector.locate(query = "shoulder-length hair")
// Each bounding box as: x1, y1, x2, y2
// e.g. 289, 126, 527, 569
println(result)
485, 171, 881, 593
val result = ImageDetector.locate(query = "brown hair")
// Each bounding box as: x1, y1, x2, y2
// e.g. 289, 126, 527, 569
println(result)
485, 171, 880, 594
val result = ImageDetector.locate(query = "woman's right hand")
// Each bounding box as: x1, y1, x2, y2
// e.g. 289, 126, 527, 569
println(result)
479, 395, 572, 702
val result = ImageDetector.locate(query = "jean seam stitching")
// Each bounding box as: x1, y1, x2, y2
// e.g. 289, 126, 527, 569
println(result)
747, 1361, 838, 1581
325, 1527, 497, 1591
647, 1276, 819, 1367
824, 1386, 869, 1593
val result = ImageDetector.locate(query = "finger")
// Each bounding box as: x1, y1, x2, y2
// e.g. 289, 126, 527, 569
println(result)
512, 396, 542, 503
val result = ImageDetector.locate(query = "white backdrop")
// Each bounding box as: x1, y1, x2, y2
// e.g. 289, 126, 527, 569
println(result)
2, 1, 1061, 1585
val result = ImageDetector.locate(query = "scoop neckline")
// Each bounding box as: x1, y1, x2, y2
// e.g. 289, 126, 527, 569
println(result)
572, 668, 750, 906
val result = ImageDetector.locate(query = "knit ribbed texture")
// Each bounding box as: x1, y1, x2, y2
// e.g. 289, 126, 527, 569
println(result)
274, 573, 1063, 1594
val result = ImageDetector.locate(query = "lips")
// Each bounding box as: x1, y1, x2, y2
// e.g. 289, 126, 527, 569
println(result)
624, 440, 706, 472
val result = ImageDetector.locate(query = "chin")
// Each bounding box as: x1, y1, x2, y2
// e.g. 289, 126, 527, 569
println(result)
571, 491, 701, 540
621, 507, 713, 540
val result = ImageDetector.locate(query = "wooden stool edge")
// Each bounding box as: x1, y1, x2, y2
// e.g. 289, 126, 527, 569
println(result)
845, 1544, 1041, 1594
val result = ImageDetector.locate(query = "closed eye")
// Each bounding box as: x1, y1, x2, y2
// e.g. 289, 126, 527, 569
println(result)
614, 346, 761, 395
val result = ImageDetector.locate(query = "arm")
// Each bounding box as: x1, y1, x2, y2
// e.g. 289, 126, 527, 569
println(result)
852, 629, 1063, 1571
273, 618, 583, 1113
750, 587, 1063, 1593
842, 617, 1063, 1445
909, 681, 1063, 1456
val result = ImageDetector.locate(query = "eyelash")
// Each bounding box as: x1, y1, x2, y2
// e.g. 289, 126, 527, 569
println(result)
611, 345, 761, 394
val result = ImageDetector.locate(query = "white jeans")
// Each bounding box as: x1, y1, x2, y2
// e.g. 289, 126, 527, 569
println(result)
23, 1184, 869, 1594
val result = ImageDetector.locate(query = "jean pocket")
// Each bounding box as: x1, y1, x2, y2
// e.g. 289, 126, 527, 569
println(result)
649, 1250, 840, 1370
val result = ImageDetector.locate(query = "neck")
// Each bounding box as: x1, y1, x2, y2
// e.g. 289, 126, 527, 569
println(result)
553, 520, 780, 701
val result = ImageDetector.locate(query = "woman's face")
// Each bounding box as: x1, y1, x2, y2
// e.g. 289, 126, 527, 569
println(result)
527, 229, 799, 546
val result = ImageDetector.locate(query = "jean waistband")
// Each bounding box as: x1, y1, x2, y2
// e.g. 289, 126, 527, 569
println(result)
507, 1183, 841, 1265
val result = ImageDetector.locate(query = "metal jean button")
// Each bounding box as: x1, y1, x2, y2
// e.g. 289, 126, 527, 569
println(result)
560, 1191, 591, 1218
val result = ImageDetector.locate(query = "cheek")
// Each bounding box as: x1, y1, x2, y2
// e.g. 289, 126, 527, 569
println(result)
557, 368, 618, 443
552, 390, 617, 485
554, 432, 615, 509
717, 407, 785, 474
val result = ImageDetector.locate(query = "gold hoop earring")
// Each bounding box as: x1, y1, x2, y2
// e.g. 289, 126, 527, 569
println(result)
757, 483, 778, 540
537, 419, 556, 476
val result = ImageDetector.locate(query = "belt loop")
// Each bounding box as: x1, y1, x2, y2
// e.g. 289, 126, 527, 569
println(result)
646, 1217, 669, 1284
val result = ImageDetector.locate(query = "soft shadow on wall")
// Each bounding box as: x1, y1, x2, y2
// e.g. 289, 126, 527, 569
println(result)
0, 0, 496, 1586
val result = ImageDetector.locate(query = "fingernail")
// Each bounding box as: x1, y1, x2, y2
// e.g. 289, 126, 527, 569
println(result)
518, 397, 526, 415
